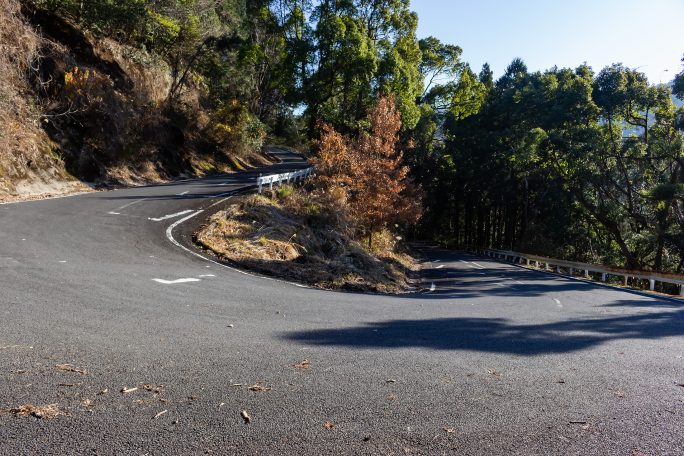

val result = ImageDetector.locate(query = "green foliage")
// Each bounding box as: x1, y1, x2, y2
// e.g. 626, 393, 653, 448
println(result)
275, 185, 294, 200
418, 56, 684, 272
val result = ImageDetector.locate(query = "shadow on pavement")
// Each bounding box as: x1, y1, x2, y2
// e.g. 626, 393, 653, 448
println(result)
283, 302, 684, 355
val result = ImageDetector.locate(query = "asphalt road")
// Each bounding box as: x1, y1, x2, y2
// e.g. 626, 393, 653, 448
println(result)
1, 150, 683, 455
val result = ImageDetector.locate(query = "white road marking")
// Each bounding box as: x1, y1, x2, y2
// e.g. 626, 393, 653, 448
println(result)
148, 209, 193, 222
152, 278, 201, 284
436, 265, 445, 269
514, 280, 524, 285
58, 260, 67, 263
110, 199, 144, 213
554, 298, 563, 307
471, 262, 486, 269
107, 199, 146, 216
496, 283, 506, 287
433, 260, 441, 263
177, 191, 189, 196
429, 282, 436, 292
199, 274, 216, 278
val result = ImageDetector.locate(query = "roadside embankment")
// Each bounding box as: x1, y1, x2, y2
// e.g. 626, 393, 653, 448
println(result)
195, 189, 419, 293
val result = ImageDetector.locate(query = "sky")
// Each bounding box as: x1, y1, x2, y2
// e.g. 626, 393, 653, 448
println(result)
411, 0, 684, 84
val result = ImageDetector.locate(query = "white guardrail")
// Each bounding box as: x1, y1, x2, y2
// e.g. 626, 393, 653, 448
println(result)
477, 248, 684, 297
257, 167, 313, 193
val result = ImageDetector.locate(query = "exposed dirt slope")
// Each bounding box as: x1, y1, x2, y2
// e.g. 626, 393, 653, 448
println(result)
0, 0, 83, 200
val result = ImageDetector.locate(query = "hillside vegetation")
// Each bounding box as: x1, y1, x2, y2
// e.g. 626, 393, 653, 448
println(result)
0, 0, 292, 200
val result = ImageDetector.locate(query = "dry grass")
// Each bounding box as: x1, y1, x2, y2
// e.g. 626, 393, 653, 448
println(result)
2, 403, 63, 419
196, 188, 419, 293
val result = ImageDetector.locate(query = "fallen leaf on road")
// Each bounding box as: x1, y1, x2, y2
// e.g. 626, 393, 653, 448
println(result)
294, 359, 310, 369
323, 421, 335, 429
248, 383, 271, 392
143, 384, 164, 394
219, 402, 225, 408
81, 399, 94, 407
3, 404, 62, 419
121, 387, 138, 394
55, 363, 87, 375
240, 410, 251, 424
97, 389, 108, 395
556, 379, 565, 384
153, 410, 168, 420
385, 379, 396, 383
387, 394, 397, 401
487, 369, 501, 377
443, 427, 456, 433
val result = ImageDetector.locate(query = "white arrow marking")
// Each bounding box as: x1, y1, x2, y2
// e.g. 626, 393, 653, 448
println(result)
177, 191, 189, 196
152, 278, 201, 285
148, 209, 193, 222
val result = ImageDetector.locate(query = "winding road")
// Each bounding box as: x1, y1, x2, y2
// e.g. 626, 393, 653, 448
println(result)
1, 150, 683, 455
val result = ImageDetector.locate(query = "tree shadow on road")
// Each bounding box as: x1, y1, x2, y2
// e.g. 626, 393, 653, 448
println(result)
283, 303, 684, 355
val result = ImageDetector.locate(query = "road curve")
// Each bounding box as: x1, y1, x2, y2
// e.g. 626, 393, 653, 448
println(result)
1, 150, 683, 455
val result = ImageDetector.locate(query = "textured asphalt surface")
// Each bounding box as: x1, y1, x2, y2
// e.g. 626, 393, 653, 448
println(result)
1, 150, 683, 455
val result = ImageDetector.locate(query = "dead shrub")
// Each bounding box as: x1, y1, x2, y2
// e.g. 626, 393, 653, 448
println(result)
2, 403, 63, 419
